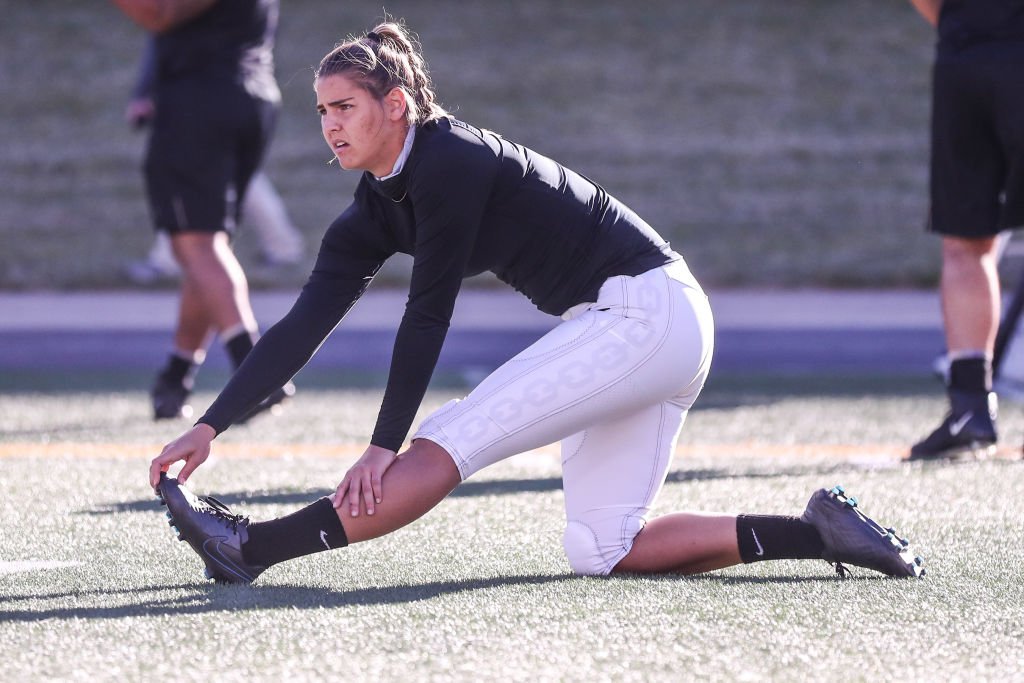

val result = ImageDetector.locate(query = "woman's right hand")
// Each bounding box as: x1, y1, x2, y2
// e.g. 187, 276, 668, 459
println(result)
149, 423, 217, 489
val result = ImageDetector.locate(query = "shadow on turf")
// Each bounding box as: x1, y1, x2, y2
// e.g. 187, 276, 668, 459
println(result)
86, 460, 865, 515
0, 575, 572, 621
0, 571, 861, 622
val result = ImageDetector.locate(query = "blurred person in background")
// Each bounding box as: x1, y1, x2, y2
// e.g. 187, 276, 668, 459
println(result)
148, 21, 924, 586
111, 0, 294, 421
908, 0, 1024, 460
124, 39, 304, 284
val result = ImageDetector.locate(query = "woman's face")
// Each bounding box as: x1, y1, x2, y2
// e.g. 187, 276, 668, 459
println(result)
316, 73, 408, 176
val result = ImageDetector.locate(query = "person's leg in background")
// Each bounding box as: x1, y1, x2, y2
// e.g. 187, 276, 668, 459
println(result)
911, 235, 1000, 458
152, 230, 263, 419
151, 272, 210, 419
147, 86, 294, 421
909, 56, 1005, 460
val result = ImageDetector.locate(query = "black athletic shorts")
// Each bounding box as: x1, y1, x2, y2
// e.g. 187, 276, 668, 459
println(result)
144, 80, 278, 235
929, 45, 1024, 237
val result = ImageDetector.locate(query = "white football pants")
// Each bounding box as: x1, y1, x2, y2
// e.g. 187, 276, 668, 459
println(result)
414, 260, 714, 575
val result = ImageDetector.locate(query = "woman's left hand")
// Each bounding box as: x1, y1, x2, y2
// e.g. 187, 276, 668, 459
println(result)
333, 444, 398, 517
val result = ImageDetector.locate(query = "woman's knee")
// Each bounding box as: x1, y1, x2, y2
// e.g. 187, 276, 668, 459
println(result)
562, 515, 644, 576
942, 235, 999, 263
404, 437, 461, 485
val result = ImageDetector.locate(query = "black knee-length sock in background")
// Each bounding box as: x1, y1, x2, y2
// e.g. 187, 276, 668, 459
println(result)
159, 351, 200, 388
224, 329, 257, 370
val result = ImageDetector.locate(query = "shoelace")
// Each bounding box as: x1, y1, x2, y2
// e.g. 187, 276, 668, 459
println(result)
198, 494, 249, 532
833, 562, 851, 579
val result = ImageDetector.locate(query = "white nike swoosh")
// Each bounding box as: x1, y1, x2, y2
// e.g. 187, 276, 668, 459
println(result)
949, 411, 973, 437
751, 529, 764, 556
320, 529, 330, 550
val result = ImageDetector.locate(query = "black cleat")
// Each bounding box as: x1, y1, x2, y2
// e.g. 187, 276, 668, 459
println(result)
801, 485, 925, 578
156, 474, 265, 584
237, 381, 295, 424
151, 374, 193, 421
909, 391, 997, 461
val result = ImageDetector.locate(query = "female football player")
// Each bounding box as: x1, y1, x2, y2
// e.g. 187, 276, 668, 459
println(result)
150, 21, 924, 584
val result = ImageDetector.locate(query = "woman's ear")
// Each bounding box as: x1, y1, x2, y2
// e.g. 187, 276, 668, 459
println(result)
384, 86, 409, 122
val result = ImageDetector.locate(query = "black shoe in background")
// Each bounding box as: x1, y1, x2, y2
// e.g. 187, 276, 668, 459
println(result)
151, 373, 193, 420
909, 390, 997, 461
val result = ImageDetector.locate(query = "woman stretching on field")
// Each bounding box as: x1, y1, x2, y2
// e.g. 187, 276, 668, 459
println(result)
150, 21, 924, 584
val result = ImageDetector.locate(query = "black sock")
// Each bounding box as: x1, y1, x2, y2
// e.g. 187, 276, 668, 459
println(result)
242, 497, 348, 568
159, 352, 199, 388
224, 329, 257, 370
948, 356, 991, 393
736, 514, 824, 563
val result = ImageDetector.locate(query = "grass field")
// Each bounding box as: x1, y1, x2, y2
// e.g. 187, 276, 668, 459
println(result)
2, 3, 1021, 678
0, 0, 940, 290
2, 379, 1023, 682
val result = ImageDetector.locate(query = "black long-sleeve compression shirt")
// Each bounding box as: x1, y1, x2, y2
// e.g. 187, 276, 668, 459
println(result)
198, 116, 679, 451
